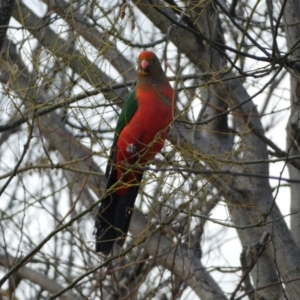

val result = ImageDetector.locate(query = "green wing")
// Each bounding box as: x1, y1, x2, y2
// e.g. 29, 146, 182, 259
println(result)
113, 89, 138, 144
105, 89, 138, 178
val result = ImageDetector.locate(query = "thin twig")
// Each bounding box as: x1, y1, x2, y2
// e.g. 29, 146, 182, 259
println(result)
230, 231, 270, 300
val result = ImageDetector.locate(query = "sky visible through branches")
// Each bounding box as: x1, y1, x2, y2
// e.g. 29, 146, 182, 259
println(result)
0, 1, 299, 299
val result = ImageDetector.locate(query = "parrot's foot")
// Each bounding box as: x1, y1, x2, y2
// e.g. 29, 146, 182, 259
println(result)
126, 143, 136, 154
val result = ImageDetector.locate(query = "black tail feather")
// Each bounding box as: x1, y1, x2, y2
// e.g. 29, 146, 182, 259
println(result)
94, 194, 117, 255
94, 172, 143, 255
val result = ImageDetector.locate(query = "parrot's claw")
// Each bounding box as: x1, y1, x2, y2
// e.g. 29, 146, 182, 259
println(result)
126, 143, 136, 154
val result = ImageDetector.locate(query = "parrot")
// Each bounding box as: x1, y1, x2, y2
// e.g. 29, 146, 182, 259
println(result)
94, 51, 175, 255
